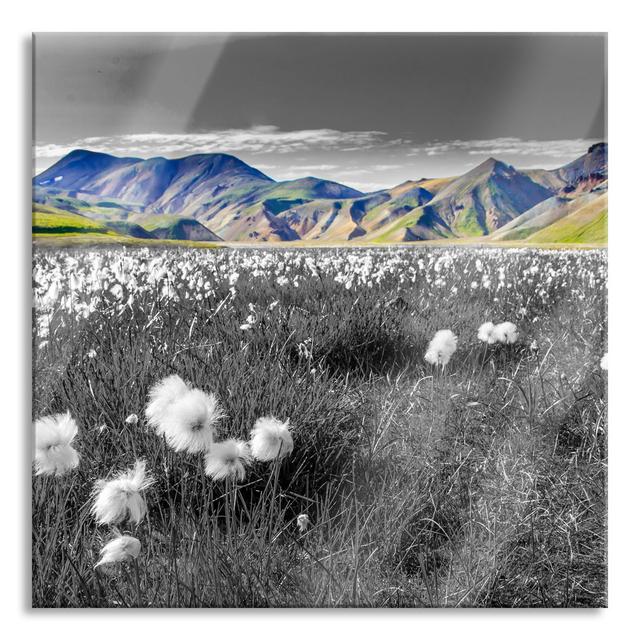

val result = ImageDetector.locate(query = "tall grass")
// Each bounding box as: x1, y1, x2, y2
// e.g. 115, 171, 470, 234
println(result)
32, 246, 607, 607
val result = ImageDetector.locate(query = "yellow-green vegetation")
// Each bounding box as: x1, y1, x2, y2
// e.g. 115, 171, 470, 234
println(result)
32, 208, 222, 248
32, 231, 604, 251
452, 207, 486, 237
368, 209, 428, 242
134, 215, 185, 231
527, 207, 608, 244
33, 233, 221, 250
32, 205, 117, 235
32, 201, 607, 250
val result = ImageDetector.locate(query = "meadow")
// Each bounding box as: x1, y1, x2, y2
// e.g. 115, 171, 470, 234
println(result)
32, 245, 607, 608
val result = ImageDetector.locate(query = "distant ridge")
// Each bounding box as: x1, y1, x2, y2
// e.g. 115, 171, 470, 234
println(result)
33, 143, 608, 244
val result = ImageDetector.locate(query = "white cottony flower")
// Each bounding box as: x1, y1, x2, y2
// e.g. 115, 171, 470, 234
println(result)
92, 460, 154, 526
424, 330, 458, 367
34, 411, 80, 476
125, 413, 138, 426
477, 322, 497, 344
156, 389, 224, 454
297, 513, 311, 533
239, 314, 256, 331
145, 375, 190, 426
250, 416, 294, 462
204, 439, 251, 481
95, 535, 141, 569
600, 353, 608, 371
493, 322, 519, 344
146, 375, 225, 454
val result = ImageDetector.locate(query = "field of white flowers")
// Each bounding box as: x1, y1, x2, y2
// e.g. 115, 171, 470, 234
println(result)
32, 246, 607, 607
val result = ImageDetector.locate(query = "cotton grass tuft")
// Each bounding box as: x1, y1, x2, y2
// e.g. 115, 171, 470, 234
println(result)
250, 416, 294, 462
297, 513, 311, 533
424, 329, 458, 367
493, 321, 519, 344
146, 375, 225, 454
145, 375, 190, 426
204, 439, 251, 481
92, 460, 154, 526
477, 322, 497, 344
33, 411, 80, 476
95, 535, 141, 569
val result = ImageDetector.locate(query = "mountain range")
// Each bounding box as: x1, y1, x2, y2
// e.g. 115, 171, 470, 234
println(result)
32, 142, 608, 244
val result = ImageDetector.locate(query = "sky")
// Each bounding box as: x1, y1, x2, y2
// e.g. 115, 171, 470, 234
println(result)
34, 33, 606, 192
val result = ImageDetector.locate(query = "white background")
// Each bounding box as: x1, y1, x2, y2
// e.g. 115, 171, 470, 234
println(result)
3, 1, 638, 636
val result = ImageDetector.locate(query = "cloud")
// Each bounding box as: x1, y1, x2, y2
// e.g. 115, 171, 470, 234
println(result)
417, 137, 603, 159
34, 130, 601, 181
289, 164, 340, 172
343, 180, 392, 193
250, 163, 279, 171
35, 130, 603, 165
371, 164, 404, 171
319, 165, 403, 178
35, 127, 398, 160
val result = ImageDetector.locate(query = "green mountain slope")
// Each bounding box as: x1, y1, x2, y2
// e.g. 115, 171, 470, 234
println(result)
135, 215, 223, 241
525, 194, 607, 244
103, 221, 157, 239
490, 193, 601, 241
419, 158, 554, 235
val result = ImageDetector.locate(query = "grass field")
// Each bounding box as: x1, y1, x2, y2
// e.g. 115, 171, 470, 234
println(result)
32, 205, 117, 236
32, 233, 606, 252
32, 233, 222, 250
32, 245, 607, 607
527, 210, 608, 244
